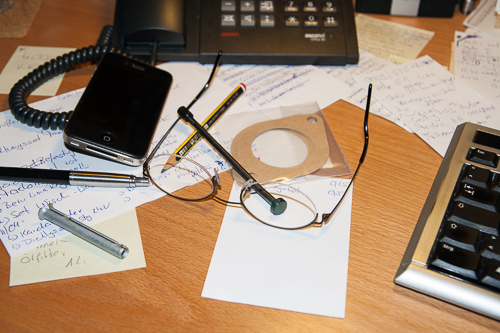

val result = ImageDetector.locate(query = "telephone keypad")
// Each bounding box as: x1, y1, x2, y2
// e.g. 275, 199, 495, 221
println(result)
221, 0, 338, 29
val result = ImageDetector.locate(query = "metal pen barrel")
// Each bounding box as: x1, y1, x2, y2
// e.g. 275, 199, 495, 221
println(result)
177, 106, 287, 215
38, 204, 129, 259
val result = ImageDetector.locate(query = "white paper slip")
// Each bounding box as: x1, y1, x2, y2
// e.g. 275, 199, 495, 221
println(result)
202, 178, 353, 318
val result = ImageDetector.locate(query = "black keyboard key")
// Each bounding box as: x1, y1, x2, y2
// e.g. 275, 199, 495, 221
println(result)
489, 173, 500, 193
480, 235, 500, 260
467, 147, 498, 167
447, 201, 500, 235
430, 242, 480, 280
480, 259, 500, 289
461, 165, 492, 188
454, 183, 500, 211
440, 221, 478, 251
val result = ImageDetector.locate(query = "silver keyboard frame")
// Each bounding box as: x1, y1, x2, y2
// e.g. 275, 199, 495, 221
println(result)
394, 122, 500, 320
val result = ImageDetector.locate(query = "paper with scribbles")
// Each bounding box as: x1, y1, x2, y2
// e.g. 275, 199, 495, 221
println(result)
353, 55, 499, 156
355, 14, 434, 64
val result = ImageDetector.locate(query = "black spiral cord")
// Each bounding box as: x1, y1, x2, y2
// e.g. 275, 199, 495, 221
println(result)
8, 26, 134, 131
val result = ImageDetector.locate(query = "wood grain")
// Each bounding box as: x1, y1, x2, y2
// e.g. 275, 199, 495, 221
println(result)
1, 1, 499, 331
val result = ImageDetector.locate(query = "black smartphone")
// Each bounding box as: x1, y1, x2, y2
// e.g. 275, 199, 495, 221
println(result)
63, 52, 172, 166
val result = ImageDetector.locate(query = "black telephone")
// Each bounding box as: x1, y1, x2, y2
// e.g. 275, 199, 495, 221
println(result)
112, 0, 359, 65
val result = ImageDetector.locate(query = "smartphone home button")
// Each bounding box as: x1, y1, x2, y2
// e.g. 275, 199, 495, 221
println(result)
100, 133, 115, 143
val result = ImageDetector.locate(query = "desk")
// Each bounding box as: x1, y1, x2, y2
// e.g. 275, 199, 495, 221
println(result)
0, 1, 499, 331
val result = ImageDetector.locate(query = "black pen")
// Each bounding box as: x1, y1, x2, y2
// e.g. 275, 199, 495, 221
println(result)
0, 167, 149, 187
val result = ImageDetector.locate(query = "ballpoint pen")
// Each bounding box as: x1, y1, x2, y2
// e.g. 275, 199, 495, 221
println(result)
38, 204, 129, 259
0, 167, 150, 187
161, 83, 246, 173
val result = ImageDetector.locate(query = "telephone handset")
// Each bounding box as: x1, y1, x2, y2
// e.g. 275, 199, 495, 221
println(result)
112, 0, 359, 65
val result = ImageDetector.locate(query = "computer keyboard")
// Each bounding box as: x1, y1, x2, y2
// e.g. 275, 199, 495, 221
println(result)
394, 122, 500, 321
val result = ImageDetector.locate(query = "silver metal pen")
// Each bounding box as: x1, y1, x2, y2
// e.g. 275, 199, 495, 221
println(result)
38, 204, 129, 259
0, 166, 149, 187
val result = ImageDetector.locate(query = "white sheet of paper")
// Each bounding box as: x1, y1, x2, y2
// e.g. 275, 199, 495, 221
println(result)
355, 14, 434, 64
202, 178, 352, 318
0, 62, 348, 257
454, 32, 500, 108
0, 46, 74, 96
353, 55, 500, 156
9, 209, 145, 286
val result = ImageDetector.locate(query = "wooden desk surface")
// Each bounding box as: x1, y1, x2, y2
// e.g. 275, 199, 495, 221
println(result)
1, 1, 499, 331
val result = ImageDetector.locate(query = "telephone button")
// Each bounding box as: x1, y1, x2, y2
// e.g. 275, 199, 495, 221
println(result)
222, 1, 236, 12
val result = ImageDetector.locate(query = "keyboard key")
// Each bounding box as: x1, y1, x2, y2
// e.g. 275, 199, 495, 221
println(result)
467, 147, 498, 167
430, 242, 480, 280
440, 221, 478, 252
454, 183, 500, 212
461, 164, 492, 188
480, 259, 500, 289
447, 201, 500, 235
480, 235, 500, 260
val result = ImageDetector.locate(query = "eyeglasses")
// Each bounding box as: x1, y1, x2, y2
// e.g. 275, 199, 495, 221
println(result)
143, 54, 372, 230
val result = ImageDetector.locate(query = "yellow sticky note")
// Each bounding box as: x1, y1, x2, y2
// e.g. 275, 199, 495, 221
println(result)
9, 209, 146, 286
0, 45, 74, 96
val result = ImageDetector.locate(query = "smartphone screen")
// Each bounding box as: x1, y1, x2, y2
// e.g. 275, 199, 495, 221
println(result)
63, 52, 172, 166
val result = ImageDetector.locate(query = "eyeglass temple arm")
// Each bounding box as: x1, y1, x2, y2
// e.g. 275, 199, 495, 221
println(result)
186, 51, 223, 109
177, 106, 287, 216
317, 83, 373, 227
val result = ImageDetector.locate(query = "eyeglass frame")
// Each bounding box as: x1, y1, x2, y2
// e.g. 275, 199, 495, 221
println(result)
142, 51, 372, 230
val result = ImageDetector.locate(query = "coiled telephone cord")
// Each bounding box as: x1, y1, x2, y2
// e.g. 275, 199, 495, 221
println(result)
7, 26, 130, 131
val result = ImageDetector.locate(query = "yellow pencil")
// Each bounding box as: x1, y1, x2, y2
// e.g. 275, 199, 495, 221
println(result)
161, 83, 246, 172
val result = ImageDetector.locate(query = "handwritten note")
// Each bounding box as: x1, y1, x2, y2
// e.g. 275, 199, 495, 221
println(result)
9, 209, 146, 286
353, 55, 500, 156
0, 61, 348, 257
355, 14, 435, 64
214, 64, 350, 111
0, 46, 74, 96
454, 32, 500, 108
323, 49, 413, 131
202, 178, 352, 317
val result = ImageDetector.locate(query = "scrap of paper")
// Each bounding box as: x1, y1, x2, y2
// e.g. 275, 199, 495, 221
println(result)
355, 14, 434, 64
323, 49, 413, 132
202, 179, 352, 318
214, 64, 350, 110
463, 0, 500, 38
9, 209, 145, 286
0, 61, 349, 258
0, 46, 74, 96
454, 32, 500, 108
353, 55, 500, 156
